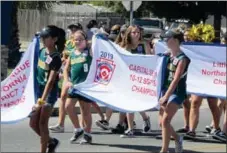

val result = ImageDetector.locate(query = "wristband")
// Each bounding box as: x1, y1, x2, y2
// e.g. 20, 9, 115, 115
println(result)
37, 98, 46, 105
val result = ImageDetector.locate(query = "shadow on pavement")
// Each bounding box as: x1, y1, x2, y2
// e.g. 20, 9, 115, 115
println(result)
91, 143, 205, 153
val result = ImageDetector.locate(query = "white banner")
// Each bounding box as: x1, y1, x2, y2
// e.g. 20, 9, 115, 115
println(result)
155, 42, 226, 99
74, 35, 160, 112
1, 38, 39, 123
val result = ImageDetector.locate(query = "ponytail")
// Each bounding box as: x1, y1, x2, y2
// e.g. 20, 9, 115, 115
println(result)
56, 28, 66, 53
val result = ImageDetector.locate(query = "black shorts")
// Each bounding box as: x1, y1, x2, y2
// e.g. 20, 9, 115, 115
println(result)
67, 87, 93, 103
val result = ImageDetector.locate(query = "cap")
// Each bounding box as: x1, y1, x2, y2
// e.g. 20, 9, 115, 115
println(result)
163, 29, 184, 42
120, 24, 129, 32
40, 26, 58, 38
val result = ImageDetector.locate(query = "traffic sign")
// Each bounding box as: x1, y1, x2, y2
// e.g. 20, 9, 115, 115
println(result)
122, 1, 142, 11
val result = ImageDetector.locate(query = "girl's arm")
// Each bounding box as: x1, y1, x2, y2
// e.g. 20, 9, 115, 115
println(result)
40, 70, 58, 101
164, 58, 189, 99
40, 56, 62, 102
63, 58, 70, 82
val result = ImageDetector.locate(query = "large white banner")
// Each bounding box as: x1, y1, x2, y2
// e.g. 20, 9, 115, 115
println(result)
74, 36, 160, 112
1, 38, 39, 123
156, 41, 226, 99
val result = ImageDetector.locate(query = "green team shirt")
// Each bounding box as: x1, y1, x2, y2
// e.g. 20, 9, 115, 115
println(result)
37, 48, 62, 86
69, 49, 92, 85
163, 52, 189, 99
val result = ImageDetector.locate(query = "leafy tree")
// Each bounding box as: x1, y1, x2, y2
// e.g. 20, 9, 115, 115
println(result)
18, 1, 55, 10
8, 2, 21, 68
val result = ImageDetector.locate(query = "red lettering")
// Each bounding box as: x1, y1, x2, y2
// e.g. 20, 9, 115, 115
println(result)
131, 85, 157, 97
25, 60, 30, 68
2, 74, 27, 92
214, 79, 226, 85
1, 96, 25, 108
1, 88, 18, 102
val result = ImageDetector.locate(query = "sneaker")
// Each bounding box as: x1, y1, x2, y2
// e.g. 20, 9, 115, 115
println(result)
210, 128, 221, 135
143, 117, 151, 132
205, 125, 213, 133
111, 124, 125, 134
70, 130, 84, 143
212, 131, 226, 142
47, 138, 60, 153
49, 124, 64, 133
120, 129, 135, 138
80, 133, 92, 144
176, 127, 189, 133
95, 120, 109, 130
175, 135, 183, 153
185, 131, 196, 139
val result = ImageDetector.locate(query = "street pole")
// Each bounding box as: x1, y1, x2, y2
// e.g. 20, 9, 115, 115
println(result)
130, 1, 133, 25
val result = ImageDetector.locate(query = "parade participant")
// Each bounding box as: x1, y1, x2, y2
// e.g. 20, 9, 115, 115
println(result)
206, 37, 227, 142
49, 23, 82, 133
29, 25, 65, 153
64, 30, 93, 144
117, 25, 152, 138
158, 29, 190, 153
95, 24, 121, 130
176, 29, 193, 133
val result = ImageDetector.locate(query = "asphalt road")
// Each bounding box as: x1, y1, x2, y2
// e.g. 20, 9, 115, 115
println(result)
1, 107, 226, 152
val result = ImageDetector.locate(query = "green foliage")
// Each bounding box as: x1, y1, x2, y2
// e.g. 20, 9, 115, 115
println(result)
8, 1, 21, 68
18, 1, 55, 10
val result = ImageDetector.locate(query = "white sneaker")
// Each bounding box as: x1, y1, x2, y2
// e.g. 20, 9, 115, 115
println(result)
175, 135, 183, 153
49, 124, 64, 133
120, 129, 135, 138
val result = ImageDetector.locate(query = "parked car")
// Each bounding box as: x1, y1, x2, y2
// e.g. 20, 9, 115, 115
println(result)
133, 18, 164, 39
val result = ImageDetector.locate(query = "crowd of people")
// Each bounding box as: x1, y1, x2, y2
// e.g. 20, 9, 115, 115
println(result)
29, 19, 227, 153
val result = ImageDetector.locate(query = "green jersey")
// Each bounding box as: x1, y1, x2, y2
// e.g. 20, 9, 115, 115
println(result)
163, 52, 189, 99
69, 49, 92, 85
37, 48, 62, 86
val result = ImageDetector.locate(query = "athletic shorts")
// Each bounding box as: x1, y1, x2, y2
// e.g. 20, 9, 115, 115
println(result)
161, 90, 185, 105
37, 84, 58, 107
67, 87, 93, 103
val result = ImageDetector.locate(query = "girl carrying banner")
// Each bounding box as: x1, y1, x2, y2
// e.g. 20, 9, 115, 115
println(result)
29, 25, 65, 153
64, 30, 93, 144
158, 29, 190, 153
49, 24, 82, 133
114, 25, 152, 138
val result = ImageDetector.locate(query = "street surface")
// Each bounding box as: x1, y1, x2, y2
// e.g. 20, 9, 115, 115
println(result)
1, 107, 226, 152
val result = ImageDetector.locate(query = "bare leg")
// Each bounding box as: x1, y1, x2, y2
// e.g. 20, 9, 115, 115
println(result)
119, 112, 127, 125
183, 96, 191, 128
79, 101, 92, 133
105, 108, 113, 122
58, 82, 69, 127
91, 102, 104, 120
65, 98, 80, 128
126, 113, 134, 130
160, 102, 179, 153
29, 106, 42, 136
189, 95, 203, 132
207, 97, 220, 130
39, 105, 53, 153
